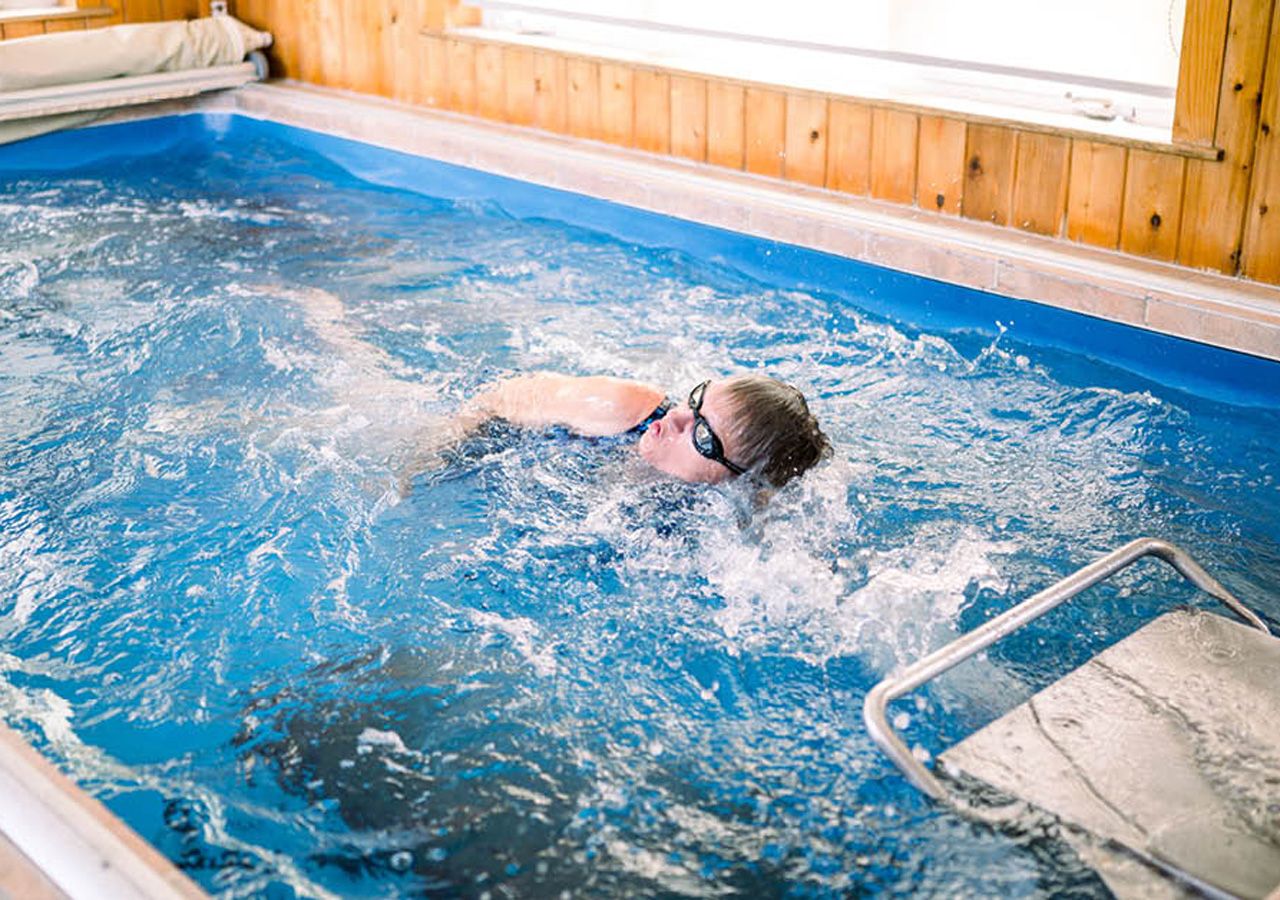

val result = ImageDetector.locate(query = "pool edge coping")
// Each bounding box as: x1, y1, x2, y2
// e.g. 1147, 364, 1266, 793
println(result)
0, 720, 205, 899
103, 80, 1280, 364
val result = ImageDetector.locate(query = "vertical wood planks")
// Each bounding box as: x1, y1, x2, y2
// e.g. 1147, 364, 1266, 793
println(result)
1066, 140, 1128, 248
292, 0, 319, 84
532, 51, 567, 133
565, 58, 600, 140
1011, 132, 1070, 235
706, 81, 745, 170
313, 0, 346, 89
870, 108, 918, 204
270, 0, 307, 80
444, 38, 476, 113
633, 69, 671, 154
1177, 0, 1274, 273
1241, 0, 1280, 281
744, 88, 785, 178
783, 93, 828, 187
915, 115, 966, 214
504, 47, 536, 126
474, 42, 505, 120
1173, 0, 1232, 144
963, 125, 1017, 225
418, 35, 450, 108
1120, 149, 1186, 261
826, 100, 872, 195
669, 75, 707, 162
388, 0, 420, 104
598, 63, 634, 146
123, 0, 163, 22
160, 0, 200, 18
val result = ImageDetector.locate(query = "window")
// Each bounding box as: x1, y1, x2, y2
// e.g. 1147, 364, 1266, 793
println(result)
471, 0, 1187, 139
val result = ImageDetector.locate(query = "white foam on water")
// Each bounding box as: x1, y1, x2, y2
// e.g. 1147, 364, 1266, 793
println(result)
467, 609, 559, 677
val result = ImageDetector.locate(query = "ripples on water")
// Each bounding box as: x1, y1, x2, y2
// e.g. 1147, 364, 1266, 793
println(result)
1, 124, 1278, 897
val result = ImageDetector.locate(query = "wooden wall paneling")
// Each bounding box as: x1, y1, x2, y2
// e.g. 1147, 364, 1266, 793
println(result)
124, 0, 163, 22
869, 107, 919, 204
504, 46, 536, 126
963, 124, 1017, 225
633, 69, 671, 154
1065, 140, 1128, 248
348, 0, 392, 97
669, 75, 707, 162
599, 63, 634, 146
388, 0, 422, 104
1173, 0, 1233, 144
783, 93, 828, 187
1241, 0, 1280, 281
706, 81, 745, 169
532, 51, 568, 133
445, 37, 477, 114
744, 87, 785, 177
263, 0, 302, 81
374, 0, 398, 97
1177, 0, 1274, 273
160, 0, 200, 17
1011, 132, 1070, 236
44, 17, 90, 32
418, 35, 449, 107
826, 99, 872, 194
915, 115, 965, 214
292, 0, 323, 85
316, 0, 348, 90
1120, 149, 1186, 261
566, 58, 601, 140
94, 0, 124, 26
2, 20, 45, 37
474, 42, 505, 120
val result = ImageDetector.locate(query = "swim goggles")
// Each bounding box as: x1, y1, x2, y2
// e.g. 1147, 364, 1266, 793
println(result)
688, 380, 746, 475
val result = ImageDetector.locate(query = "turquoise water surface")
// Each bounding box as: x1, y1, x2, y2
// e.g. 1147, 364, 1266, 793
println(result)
1, 114, 1278, 897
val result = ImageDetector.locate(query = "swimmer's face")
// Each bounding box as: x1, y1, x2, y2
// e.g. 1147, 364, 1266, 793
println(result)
637, 380, 743, 484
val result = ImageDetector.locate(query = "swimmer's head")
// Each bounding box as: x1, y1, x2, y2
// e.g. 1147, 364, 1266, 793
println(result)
638, 375, 830, 488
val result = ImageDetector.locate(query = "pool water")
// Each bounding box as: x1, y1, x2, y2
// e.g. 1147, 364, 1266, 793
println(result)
1, 114, 1278, 898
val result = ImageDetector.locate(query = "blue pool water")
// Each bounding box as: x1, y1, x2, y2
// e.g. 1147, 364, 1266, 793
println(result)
1, 113, 1278, 897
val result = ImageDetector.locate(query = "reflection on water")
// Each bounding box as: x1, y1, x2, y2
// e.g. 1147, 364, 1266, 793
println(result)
0, 126, 1277, 897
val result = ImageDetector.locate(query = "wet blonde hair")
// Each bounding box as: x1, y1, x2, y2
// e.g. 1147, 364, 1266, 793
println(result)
722, 375, 831, 487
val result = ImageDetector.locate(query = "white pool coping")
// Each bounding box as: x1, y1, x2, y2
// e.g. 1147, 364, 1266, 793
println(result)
139, 80, 1280, 363
0, 722, 205, 899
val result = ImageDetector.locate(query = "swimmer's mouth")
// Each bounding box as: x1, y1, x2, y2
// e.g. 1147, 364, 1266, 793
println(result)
648, 420, 662, 437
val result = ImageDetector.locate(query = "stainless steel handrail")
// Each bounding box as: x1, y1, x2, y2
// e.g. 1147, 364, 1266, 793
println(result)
862, 537, 1272, 802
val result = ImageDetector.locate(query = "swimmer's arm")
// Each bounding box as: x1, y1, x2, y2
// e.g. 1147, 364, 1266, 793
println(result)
462, 373, 666, 436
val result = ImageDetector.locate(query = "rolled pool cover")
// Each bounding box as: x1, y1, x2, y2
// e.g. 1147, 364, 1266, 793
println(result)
0, 16, 272, 93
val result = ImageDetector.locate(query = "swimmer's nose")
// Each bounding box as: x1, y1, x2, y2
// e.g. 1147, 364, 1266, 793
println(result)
667, 405, 693, 431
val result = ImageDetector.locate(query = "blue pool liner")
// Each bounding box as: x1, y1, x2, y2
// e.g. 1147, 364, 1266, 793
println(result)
2, 112, 1277, 408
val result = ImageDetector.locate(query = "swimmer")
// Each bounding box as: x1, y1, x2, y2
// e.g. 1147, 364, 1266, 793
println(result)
275, 285, 829, 491
452, 372, 831, 488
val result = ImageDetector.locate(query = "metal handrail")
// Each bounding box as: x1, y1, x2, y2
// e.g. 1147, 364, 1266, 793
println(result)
862, 537, 1272, 802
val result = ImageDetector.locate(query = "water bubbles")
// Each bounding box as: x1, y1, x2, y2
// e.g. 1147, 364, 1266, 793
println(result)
892, 712, 911, 730
388, 850, 413, 872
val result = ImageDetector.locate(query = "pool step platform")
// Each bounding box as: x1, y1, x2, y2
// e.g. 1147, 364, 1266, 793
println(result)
864, 538, 1279, 900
